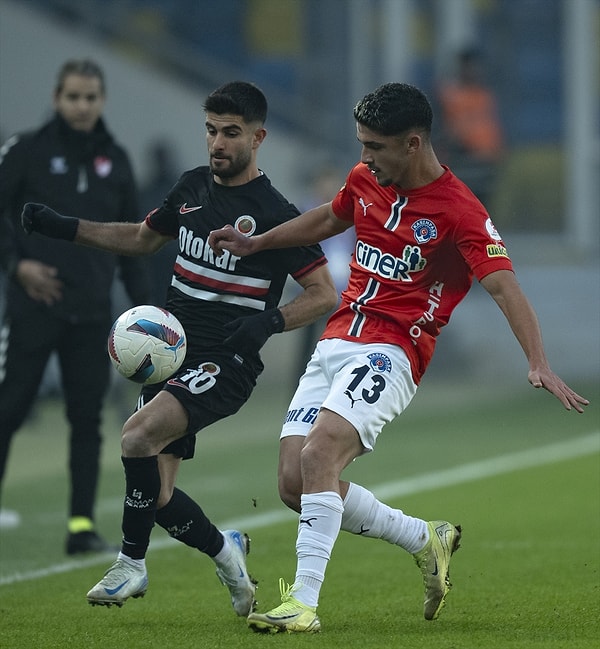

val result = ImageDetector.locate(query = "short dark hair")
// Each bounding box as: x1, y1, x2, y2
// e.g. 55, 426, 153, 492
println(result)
203, 81, 268, 124
56, 59, 106, 95
353, 83, 433, 136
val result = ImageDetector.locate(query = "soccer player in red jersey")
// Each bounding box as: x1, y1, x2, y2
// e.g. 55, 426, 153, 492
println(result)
209, 83, 589, 633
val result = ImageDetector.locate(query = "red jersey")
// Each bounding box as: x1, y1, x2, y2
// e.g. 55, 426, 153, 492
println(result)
324, 163, 513, 383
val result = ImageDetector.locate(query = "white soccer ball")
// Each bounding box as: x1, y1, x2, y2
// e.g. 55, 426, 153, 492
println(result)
108, 305, 187, 384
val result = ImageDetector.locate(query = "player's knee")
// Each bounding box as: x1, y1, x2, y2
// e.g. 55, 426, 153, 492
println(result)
278, 476, 301, 512
121, 421, 152, 456
300, 434, 333, 473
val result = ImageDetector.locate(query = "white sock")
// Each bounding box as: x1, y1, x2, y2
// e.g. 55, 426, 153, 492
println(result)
118, 551, 146, 570
293, 491, 344, 608
213, 534, 230, 567
341, 482, 428, 554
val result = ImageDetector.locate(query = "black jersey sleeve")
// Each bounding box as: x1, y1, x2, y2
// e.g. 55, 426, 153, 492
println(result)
145, 169, 195, 237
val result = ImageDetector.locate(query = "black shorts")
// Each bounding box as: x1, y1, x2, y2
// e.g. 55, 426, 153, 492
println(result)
138, 351, 259, 460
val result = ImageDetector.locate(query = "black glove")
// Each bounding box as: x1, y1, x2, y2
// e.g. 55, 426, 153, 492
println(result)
21, 203, 79, 241
223, 308, 285, 357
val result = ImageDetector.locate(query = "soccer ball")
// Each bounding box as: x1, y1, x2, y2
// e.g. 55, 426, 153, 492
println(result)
108, 305, 187, 384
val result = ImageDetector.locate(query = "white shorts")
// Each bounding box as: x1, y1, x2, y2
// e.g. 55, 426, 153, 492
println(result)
281, 338, 417, 452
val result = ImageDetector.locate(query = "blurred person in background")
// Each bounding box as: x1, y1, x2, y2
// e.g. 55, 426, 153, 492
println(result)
436, 47, 505, 205
0, 59, 150, 552
21, 81, 337, 616
209, 82, 588, 634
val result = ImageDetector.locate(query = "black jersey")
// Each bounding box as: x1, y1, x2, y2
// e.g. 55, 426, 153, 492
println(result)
146, 166, 327, 367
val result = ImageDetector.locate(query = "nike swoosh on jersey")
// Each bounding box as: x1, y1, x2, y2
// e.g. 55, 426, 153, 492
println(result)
179, 203, 203, 213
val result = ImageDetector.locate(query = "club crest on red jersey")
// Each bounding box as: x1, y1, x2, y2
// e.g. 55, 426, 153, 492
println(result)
412, 219, 438, 244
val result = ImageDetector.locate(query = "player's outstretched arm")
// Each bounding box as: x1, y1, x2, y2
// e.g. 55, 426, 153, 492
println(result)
22, 202, 165, 256
208, 202, 348, 257
480, 269, 589, 413
208, 223, 261, 257
22, 202, 79, 240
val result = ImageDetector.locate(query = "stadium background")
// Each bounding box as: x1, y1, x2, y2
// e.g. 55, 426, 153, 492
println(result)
0, 7, 597, 646
0, 0, 598, 391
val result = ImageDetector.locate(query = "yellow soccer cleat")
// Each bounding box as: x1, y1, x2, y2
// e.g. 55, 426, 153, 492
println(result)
247, 578, 321, 634
413, 520, 462, 620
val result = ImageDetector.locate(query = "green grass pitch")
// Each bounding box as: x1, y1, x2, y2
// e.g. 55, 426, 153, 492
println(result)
0, 378, 598, 648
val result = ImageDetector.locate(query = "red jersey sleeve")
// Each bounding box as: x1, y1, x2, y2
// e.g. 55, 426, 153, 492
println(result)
454, 208, 514, 281
331, 168, 359, 223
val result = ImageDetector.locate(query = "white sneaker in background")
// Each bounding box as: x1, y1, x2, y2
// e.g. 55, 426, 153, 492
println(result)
0, 508, 21, 529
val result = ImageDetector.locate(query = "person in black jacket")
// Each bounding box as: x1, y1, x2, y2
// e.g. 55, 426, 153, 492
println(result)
0, 59, 150, 553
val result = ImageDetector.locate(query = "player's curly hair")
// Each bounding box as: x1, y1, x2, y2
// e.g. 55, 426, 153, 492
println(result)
203, 81, 268, 125
353, 83, 433, 136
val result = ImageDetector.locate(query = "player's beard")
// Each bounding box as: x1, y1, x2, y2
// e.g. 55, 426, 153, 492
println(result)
210, 149, 252, 180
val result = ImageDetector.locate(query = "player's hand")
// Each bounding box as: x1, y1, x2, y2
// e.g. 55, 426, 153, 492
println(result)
21, 203, 79, 241
223, 308, 285, 357
528, 368, 589, 413
208, 224, 257, 257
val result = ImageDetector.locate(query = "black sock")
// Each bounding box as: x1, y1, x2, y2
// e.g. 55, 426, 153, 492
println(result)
121, 455, 160, 560
155, 487, 224, 557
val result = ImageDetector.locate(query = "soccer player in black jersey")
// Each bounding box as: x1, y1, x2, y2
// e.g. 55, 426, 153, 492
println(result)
22, 81, 338, 616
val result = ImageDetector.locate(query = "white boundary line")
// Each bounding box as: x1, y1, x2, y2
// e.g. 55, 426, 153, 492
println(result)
1, 431, 598, 587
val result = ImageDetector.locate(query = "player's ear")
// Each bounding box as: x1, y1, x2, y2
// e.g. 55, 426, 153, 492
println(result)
253, 127, 267, 148
406, 132, 422, 153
